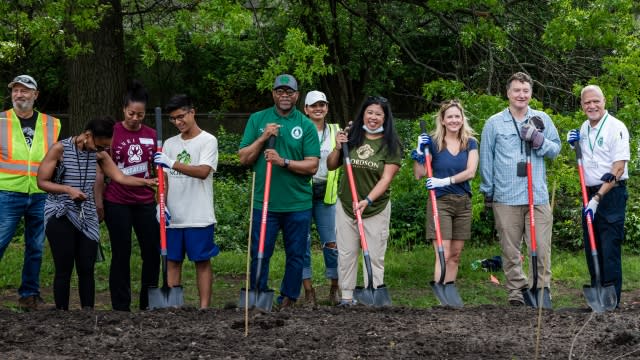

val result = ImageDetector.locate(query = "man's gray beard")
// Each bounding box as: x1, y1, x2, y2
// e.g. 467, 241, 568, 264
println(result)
13, 99, 34, 113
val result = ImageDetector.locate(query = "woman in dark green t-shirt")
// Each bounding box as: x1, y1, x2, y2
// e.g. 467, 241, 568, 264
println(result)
326, 96, 403, 306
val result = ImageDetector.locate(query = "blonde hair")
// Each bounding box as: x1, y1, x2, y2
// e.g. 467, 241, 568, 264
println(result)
431, 100, 477, 153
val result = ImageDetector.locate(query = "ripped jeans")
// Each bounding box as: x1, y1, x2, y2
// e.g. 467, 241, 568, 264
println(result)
302, 199, 338, 280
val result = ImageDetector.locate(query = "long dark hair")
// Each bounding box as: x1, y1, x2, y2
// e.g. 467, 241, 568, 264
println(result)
348, 96, 402, 156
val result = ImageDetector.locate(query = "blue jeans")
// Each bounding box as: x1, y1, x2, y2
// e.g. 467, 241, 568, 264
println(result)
303, 200, 338, 280
0, 191, 47, 298
250, 209, 311, 301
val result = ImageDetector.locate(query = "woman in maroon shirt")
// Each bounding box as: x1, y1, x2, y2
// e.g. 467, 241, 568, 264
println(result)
102, 81, 160, 311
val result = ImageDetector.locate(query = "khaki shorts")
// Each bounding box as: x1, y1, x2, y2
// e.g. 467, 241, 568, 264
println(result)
425, 194, 472, 240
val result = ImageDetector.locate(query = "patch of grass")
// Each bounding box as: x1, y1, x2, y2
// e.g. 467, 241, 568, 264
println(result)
1, 234, 639, 309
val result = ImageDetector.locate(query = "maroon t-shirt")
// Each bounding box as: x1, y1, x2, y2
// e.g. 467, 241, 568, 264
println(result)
103, 122, 157, 204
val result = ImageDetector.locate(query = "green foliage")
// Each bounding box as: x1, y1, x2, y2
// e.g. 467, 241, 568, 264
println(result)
257, 28, 334, 92
213, 175, 251, 252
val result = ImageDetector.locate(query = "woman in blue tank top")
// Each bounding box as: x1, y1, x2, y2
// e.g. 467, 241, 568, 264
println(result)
411, 100, 479, 288
36, 116, 157, 310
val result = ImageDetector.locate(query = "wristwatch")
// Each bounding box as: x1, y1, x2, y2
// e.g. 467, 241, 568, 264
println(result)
283, 159, 290, 168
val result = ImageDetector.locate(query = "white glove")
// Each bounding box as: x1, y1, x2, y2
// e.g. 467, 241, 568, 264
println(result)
154, 152, 175, 169
426, 177, 451, 189
415, 134, 431, 155
156, 204, 171, 226
584, 198, 598, 219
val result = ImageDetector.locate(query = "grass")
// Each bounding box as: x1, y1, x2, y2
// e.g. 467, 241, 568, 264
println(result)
1, 235, 639, 310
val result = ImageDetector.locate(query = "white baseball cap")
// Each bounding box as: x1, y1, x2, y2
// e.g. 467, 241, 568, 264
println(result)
8, 75, 38, 90
305, 90, 329, 106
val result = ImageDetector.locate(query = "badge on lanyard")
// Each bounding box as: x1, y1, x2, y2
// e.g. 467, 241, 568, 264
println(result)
587, 159, 599, 169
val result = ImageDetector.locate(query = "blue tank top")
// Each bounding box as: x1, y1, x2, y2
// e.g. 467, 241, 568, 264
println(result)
44, 137, 100, 241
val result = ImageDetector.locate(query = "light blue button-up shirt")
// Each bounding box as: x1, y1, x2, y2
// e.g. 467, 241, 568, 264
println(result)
480, 107, 561, 205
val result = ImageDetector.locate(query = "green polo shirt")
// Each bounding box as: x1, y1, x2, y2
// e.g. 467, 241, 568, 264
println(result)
240, 106, 320, 212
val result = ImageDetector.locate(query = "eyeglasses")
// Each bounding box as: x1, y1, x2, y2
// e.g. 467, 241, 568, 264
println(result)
275, 88, 297, 97
367, 96, 388, 104
169, 109, 192, 123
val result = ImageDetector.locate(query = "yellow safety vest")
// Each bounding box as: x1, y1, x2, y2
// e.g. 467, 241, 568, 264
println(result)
0, 109, 60, 194
323, 123, 340, 205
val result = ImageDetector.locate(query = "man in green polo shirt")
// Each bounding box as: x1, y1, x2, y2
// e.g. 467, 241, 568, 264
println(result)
239, 74, 320, 307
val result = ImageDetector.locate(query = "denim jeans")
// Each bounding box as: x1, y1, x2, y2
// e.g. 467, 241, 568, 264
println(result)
302, 200, 338, 280
250, 209, 311, 301
0, 191, 47, 298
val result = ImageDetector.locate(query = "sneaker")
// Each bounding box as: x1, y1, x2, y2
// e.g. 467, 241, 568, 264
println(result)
337, 299, 357, 307
509, 299, 525, 307
18, 296, 36, 311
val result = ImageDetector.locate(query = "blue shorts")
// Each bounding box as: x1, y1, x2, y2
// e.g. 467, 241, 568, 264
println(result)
166, 224, 219, 262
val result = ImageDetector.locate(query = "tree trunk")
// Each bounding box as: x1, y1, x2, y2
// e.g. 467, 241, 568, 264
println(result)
66, 0, 125, 135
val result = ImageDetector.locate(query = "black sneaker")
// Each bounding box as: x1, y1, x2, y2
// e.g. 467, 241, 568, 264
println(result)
337, 299, 357, 307
509, 299, 525, 306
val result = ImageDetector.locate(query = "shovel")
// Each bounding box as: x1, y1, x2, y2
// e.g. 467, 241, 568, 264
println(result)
521, 116, 551, 309
342, 142, 391, 307
238, 136, 276, 312
420, 121, 463, 308
574, 144, 617, 312
148, 107, 184, 309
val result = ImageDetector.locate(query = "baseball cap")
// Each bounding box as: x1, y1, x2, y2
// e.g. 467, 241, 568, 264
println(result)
273, 74, 298, 91
305, 90, 329, 106
8, 75, 38, 90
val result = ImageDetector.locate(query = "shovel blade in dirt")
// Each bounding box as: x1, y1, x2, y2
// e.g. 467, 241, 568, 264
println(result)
354, 284, 391, 307
522, 287, 552, 309
431, 281, 463, 308
583, 284, 617, 313
148, 286, 184, 310
238, 288, 274, 312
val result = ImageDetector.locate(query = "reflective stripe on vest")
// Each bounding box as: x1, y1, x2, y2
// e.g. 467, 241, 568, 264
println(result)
0, 110, 59, 177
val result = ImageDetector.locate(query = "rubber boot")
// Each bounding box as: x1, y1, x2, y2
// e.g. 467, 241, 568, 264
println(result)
329, 279, 340, 306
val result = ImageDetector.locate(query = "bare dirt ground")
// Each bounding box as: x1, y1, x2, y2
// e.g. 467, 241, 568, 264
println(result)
1, 292, 640, 359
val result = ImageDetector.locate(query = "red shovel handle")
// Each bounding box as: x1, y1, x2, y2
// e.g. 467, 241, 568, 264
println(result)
575, 145, 598, 253
155, 107, 168, 255
342, 144, 369, 253
258, 136, 276, 254
419, 121, 444, 249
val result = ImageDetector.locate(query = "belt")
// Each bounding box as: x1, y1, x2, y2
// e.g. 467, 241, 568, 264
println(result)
587, 180, 626, 194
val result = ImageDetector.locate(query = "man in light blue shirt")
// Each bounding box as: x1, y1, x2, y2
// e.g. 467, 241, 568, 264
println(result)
480, 72, 561, 306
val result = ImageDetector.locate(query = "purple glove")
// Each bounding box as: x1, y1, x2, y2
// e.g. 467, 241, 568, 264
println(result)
520, 124, 544, 149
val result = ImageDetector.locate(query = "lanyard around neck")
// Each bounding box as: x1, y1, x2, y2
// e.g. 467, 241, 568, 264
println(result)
509, 111, 528, 156
587, 113, 608, 154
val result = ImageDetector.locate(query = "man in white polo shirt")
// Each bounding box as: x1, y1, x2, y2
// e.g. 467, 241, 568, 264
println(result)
567, 84, 629, 307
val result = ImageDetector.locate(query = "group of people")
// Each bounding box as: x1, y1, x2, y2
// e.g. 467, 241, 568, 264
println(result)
0, 71, 628, 311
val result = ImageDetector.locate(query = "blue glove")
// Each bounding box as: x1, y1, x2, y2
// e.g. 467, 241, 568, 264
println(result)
600, 173, 616, 183
584, 198, 598, 219
567, 129, 580, 148
156, 204, 171, 226
154, 152, 175, 169
415, 133, 431, 155
520, 124, 544, 149
426, 177, 451, 190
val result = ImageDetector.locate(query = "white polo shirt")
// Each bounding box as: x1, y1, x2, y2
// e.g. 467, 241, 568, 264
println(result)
578, 111, 630, 186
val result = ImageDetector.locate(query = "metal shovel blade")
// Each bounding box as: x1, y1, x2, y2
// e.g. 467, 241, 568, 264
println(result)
522, 287, 552, 309
583, 284, 617, 313
238, 288, 274, 312
430, 281, 463, 308
148, 285, 184, 310
354, 284, 392, 307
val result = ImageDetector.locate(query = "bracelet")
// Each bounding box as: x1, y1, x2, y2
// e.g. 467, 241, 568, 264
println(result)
594, 192, 603, 202
365, 196, 373, 206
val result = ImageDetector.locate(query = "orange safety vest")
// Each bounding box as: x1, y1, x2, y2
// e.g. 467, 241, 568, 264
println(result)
0, 109, 60, 194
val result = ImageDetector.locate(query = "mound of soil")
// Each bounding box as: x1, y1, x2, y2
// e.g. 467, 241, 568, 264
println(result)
1, 303, 639, 359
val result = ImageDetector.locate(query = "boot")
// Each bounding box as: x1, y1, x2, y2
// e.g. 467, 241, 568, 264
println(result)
302, 279, 317, 307
328, 279, 340, 306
